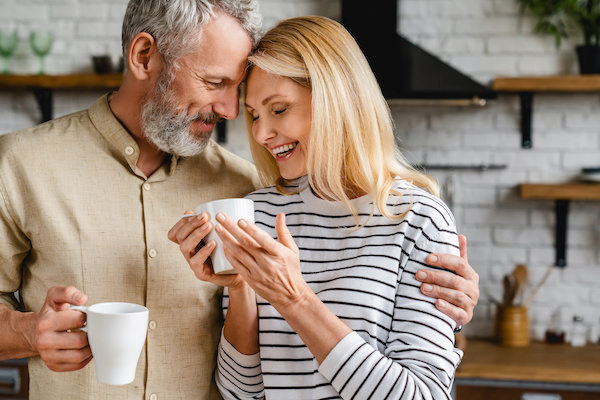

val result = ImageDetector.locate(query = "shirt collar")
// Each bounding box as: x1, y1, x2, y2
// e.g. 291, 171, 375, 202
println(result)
88, 93, 180, 179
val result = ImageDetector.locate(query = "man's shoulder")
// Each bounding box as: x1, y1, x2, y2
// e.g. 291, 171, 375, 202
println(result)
0, 109, 92, 151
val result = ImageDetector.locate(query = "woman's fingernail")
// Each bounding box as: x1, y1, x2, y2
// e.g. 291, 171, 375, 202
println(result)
422, 283, 433, 293
416, 271, 427, 280
215, 213, 225, 222
438, 299, 448, 309
238, 219, 247, 228
215, 223, 222, 232
428, 254, 438, 263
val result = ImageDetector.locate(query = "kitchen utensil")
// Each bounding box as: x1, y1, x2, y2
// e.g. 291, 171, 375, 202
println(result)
512, 264, 528, 305
502, 274, 516, 306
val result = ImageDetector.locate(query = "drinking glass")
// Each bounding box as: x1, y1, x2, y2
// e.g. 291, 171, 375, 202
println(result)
0, 30, 19, 74
29, 30, 54, 75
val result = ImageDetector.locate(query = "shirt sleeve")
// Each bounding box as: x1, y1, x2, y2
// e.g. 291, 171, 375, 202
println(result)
215, 328, 265, 400
318, 209, 463, 400
0, 175, 29, 310
216, 287, 265, 400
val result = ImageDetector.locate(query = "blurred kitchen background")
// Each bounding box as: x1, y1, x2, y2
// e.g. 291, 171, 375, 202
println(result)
1, 0, 600, 347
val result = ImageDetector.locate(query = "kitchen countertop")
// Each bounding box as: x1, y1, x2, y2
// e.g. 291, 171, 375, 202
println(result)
456, 339, 600, 384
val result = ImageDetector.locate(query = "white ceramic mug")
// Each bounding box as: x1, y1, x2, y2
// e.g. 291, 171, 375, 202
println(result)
71, 302, 149, 385
188, 198, 254, 275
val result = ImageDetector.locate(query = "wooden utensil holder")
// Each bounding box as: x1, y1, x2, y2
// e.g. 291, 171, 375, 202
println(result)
496, 305, 530, 347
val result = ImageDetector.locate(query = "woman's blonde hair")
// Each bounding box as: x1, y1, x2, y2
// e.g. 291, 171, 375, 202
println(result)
246, 16, 439, 223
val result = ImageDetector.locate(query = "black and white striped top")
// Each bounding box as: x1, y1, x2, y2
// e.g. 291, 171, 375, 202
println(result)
216, 177, 463, 400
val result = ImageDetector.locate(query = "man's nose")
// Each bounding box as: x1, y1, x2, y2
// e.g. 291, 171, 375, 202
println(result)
214, 86, 240, 120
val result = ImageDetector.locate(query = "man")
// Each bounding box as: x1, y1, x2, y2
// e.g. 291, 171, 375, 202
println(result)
0, 1, 478, 399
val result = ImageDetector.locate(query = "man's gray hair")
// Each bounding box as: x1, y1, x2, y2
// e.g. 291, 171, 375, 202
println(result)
122, 0, 262, 73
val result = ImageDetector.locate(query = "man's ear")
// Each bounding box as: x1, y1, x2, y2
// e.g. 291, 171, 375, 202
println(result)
127, 32, 163, 80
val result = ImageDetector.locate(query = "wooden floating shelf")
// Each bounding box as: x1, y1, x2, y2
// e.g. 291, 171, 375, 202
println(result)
493, 75, 600, 148
0, 73, 122, 90
520, 183, 600, 267
521, 183, 600, 201
494, 74, 600, 92
0, 73, 123, 124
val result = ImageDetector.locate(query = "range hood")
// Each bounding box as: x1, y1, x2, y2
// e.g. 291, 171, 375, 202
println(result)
341, 0, 497, 106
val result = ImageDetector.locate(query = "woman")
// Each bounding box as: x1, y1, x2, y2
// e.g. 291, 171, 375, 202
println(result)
172, 16, 463, 399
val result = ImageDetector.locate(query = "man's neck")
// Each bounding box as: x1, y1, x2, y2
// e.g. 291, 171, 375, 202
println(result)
109, 87, 168, 177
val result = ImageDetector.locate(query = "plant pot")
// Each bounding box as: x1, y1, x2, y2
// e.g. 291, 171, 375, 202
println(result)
576, 45, 600, 74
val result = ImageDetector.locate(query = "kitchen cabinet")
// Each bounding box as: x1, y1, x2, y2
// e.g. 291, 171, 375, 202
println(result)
454, 339, 600, 400
493, 74, 600, 148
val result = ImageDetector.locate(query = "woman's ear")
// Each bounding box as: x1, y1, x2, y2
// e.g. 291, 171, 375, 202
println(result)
127, 32, 163, 80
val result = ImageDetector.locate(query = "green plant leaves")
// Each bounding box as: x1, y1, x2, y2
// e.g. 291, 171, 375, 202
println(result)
517, 0, 600, 46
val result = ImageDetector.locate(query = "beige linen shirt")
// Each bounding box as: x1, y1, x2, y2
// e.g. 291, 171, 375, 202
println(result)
0, 94, 261, 399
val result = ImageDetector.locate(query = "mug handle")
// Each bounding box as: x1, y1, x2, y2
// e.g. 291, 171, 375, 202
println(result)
70, 305, 89, 332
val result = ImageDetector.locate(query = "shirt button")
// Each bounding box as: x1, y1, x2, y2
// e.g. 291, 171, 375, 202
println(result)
149, 321, 157, 330
143, 183, 151, 191
149, 394, 158, 400
148, 249, 157, 258
125, 146, 135, 156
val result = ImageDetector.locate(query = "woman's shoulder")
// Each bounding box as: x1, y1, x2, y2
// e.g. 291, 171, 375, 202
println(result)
390, 178, 455, 227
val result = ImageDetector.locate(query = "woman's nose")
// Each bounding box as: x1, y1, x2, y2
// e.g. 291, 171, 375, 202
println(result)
252, 118, 276, 145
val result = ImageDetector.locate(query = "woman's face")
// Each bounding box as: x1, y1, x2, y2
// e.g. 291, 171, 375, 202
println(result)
245, 67, 312, 180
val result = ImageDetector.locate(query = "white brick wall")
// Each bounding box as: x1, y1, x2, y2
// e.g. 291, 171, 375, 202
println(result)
1, 0, 599, 343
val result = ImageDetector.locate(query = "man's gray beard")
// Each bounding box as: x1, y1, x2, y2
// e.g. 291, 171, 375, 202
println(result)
140, 73, 220, 158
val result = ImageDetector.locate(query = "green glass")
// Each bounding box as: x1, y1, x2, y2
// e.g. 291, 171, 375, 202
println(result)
29, 31, 54, 75
0, 30, 19, 74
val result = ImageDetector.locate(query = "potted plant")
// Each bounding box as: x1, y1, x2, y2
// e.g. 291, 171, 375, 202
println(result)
517, 0, 600, 74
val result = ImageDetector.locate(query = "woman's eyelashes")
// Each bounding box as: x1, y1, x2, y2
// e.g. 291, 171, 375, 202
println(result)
249, 106, 288, 122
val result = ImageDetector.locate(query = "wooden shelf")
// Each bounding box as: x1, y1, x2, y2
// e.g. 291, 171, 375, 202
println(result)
493, 75, 600, 148
0, 73, 122, 123
456, 339, 600, 384
520, 183, 600, 267
0, 73, 122, 90
494, 74, 600, 92
521, 183, 600, 201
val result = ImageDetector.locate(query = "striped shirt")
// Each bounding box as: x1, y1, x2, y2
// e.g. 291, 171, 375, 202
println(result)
216, 177, 463, 400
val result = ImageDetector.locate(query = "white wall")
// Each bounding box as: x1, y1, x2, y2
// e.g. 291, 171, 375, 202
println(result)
1, 0, 599, 343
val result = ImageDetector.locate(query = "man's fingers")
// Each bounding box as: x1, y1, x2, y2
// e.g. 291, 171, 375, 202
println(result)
458, 234, 468, 261
425, 253, 471, 278
46, 286, 87, 311
416, 269, 463, 291
37, 329, 89, 352
434, 299, 470, 327
44, 349, 93, 372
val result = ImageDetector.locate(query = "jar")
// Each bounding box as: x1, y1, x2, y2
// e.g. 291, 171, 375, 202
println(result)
570, 315, 588, 347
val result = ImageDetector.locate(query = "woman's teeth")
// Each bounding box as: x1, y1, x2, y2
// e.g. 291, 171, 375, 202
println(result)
272, 142, 298, 157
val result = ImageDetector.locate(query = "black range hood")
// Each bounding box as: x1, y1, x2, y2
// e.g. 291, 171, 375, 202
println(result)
341, 0, 497, 105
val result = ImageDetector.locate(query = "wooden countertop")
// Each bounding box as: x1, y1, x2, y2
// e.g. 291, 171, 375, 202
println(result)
0, 73, 122, 90
456, 340, 600, 384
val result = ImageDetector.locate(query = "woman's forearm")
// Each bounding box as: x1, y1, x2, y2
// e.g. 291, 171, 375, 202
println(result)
223, 283, 259, 355
275, 291, 352, 364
